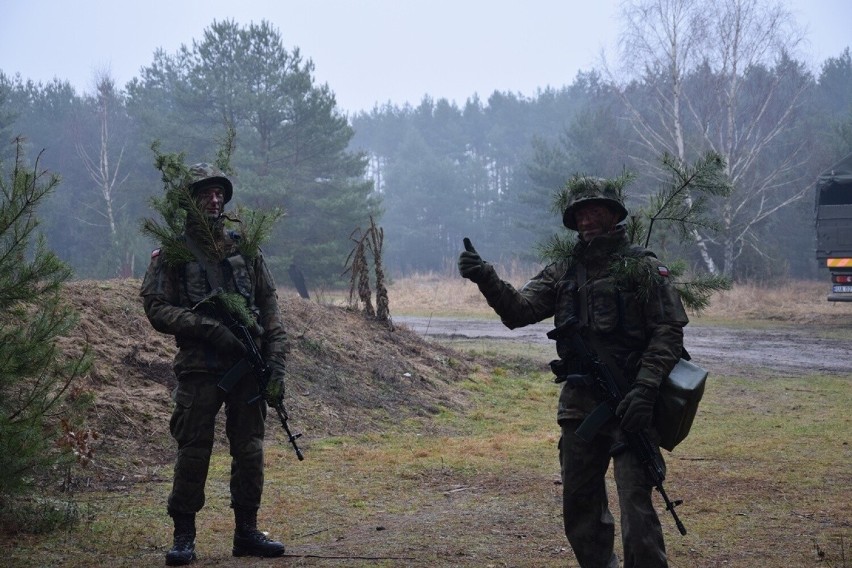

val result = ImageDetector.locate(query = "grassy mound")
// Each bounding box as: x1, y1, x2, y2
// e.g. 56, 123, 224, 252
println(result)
59, 279, 474, 487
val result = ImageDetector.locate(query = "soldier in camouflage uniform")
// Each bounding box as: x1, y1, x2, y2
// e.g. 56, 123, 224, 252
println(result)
141, 164, 288, 565
458, 177, 688, 568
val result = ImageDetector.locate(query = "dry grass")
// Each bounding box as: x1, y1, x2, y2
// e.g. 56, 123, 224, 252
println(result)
697, 280, 852, 324
385, 272, 852, 324
385, 266, 536, 318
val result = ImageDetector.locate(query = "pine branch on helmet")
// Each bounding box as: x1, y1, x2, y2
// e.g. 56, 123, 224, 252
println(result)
561, 176, 628, 230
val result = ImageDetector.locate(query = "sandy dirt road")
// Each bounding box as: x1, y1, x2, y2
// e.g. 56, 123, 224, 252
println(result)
393, 316, 852, 377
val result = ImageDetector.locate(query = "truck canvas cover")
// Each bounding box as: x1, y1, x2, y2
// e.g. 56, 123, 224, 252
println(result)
815, 152, 852, 260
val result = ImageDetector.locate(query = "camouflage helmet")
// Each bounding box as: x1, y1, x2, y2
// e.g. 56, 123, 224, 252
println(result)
188, 163, 233, 205
561, 177, 628, 230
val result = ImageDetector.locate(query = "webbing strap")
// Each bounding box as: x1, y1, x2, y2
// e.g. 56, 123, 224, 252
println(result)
184, 235, 225, 291
576, 262, 589, 327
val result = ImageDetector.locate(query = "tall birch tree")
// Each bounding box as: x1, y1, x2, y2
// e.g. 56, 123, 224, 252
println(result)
75, 73, 136, 276
610, 0, 809, 277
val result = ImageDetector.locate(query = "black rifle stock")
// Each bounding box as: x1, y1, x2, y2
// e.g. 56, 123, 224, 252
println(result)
547, 316, 686, 535
196, 288, 304, 461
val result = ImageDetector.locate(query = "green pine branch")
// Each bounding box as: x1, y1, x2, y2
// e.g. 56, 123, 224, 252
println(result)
0, 139, 93, 498
139, 132, 284, 323
232, 205, 283, 259
192, 289, 257, 328
673, 269, 733, 312
535, 231, 578, 264
638, 151, 733, 249
551, 170, 635, 219
639, 152, 734, 311
544, 152, 733, 312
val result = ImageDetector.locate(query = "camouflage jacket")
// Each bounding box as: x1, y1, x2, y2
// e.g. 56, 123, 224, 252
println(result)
475, 229, 688, 421
140, 230, 288, 380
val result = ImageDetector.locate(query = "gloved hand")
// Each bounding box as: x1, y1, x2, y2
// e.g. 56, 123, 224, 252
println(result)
458, 237, 489, 283
196, 316, 247, 356
616, 384, 658, 432
264, 366, 286, 407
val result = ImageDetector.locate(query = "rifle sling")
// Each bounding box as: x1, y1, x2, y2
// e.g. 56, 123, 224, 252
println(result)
587, 332, 631, 396
573, 255, 629, 387
574, 258, 629, 394
576, 262, 589, 328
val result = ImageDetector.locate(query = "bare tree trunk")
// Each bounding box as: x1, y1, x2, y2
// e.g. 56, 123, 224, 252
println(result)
611, 0, 808, 276
75, 72, 130, 274
612, 0, 721, 273
99, 109, 116, 236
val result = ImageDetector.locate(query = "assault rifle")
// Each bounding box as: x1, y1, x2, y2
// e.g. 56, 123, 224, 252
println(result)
194, 288, 304, 461
547, 316, 685, 535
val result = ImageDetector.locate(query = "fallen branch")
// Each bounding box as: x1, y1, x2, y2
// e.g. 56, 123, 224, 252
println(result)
282, 553, 419, 561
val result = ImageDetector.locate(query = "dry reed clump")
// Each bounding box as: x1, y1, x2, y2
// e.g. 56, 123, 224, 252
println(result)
343, 217, 389, 320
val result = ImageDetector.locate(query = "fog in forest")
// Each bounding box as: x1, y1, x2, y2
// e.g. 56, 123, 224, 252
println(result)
1, 0, 851, 286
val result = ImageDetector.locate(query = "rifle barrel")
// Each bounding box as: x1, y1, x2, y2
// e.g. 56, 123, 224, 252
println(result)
657, 484, 687, 535
275, 404, 304, 461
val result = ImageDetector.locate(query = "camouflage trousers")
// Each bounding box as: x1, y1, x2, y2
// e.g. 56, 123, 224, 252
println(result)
559, 419, 668, 568
167, 372, 267, 516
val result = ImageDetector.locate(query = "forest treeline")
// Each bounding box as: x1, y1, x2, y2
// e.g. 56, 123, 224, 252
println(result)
2, 3, 851, 285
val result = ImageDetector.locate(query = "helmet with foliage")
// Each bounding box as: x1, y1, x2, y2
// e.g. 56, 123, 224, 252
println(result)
562, 176, 628, 230
188, 163, 233, 205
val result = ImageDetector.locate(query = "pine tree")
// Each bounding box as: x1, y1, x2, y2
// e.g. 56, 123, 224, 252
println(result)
128, 20, 376, 284
0, 139, 93, 499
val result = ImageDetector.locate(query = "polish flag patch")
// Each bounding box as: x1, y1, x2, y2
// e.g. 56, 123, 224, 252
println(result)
151, 248, 161, 258
658, 265, 670, 277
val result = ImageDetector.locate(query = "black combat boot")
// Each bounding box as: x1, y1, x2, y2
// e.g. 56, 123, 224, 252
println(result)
232, 508, 286, 557
165, 512, 197, 566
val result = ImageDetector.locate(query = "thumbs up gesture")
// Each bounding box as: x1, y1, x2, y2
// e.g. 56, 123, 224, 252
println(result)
458, 237, 488, 283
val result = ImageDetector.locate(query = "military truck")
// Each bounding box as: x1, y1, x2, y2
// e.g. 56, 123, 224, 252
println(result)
815, 152, 852, 301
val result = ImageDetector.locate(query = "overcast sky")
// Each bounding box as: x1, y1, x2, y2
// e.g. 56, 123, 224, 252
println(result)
1, 0, 850, 115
